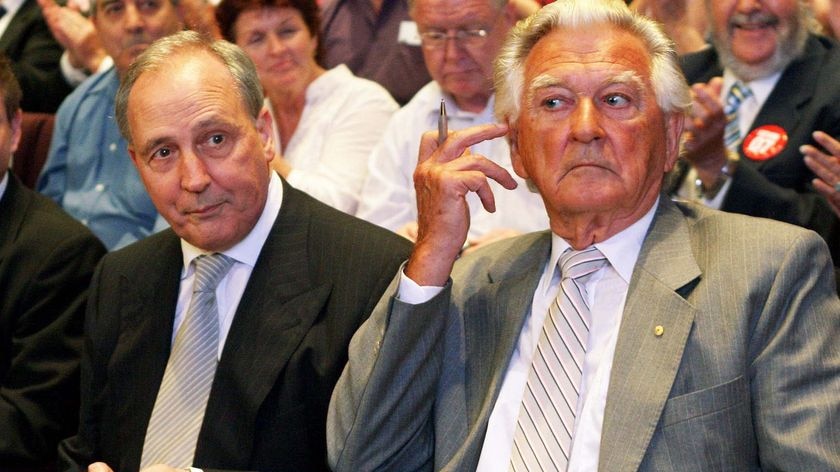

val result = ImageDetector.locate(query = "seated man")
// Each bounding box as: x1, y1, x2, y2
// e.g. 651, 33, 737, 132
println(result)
58, 31, 411, 471
0, 55, 105, 469
673, 0, 840, 265
36, 0, 185, 250
355, 0, 549, 250
329, 1, 840, 470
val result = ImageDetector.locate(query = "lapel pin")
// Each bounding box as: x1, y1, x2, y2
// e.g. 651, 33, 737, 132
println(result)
654, 325, 665, 337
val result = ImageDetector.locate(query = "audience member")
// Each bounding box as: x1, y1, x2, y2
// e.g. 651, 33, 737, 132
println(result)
328, 1, 840, 470
673, 0, 840, 264
321, 0, 431, 105
0, 0, 74, 112
810, 0, 840, 38
36, 0, 185, 250
216, 0, 398, 214
356, 0, 548, 249
58, 31, 411, 471
629, 0, 708, 54
0, 54, 105, 470
37, 0, 111, 87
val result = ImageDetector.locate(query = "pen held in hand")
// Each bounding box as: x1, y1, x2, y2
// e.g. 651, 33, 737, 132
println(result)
438, 98, 447, 146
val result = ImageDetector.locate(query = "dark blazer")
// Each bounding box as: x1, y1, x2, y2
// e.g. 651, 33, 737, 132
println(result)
0, 0, 73, 113
679, 35, 840, 263
0, 172, 105, 470
58, 180, 412, 472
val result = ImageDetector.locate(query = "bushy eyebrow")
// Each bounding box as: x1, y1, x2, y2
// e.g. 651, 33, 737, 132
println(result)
526, 70, 646, 105
138, 117, 235, 158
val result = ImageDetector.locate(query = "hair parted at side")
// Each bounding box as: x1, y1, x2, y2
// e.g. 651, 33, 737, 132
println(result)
493, 0, 691, 125
114, 30, 265, 144
0, 55, 21, 121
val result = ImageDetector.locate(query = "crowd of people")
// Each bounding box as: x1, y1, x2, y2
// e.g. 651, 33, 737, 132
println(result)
0, 0, 838, 470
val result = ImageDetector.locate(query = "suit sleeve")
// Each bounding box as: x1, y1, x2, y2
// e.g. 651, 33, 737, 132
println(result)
8, 9, 73, 113
750, 231, 840, 469
0, 228, 104, 463
328, 272, 450, 472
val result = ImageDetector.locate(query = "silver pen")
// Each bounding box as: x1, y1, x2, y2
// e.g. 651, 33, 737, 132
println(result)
438, 98, 447, 146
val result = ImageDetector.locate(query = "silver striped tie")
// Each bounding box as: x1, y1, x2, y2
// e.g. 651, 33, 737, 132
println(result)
140, 253, 235, 468
723, 81, 752, 151
510, 246, 607, 471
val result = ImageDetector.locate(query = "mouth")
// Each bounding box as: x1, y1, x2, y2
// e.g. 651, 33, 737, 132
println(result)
730, 12, 780, 33
186, 201, 224, 218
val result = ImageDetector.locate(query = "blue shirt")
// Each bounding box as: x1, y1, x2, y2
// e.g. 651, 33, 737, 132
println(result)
37, 67, 159, 250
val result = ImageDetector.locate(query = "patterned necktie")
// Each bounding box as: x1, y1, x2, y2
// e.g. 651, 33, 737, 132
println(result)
510, 246, 608, 471
723, 81, 752, 151
141, 253, 235, 468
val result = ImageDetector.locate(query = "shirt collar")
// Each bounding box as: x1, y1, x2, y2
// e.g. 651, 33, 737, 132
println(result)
0, 171, 8, 201
548, 198, 659, 284
722, 69, 782, 109
180, 171, 284, 277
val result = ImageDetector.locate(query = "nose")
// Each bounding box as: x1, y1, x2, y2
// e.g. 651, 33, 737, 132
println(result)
180, 149, 212, 194
122, 2, 145, 32
734, 0, 762, 12
570, 98, 605, 143
267, 32, 286, 54
443, 35, 464, 63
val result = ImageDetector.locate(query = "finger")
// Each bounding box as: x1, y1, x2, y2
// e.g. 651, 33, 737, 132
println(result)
418, 123, 508, 165
812, 130, 840, 156
811, 177, 839, 203
446, 153, 518, 191
804, 155, 838, 182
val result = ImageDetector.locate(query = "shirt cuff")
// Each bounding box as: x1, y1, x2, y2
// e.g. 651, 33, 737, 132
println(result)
60, 52, 89, 87
397, 269, 444, 304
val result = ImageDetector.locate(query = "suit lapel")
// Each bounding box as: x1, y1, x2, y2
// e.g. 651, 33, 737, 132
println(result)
740, 36, 823, 165
114, 232, 182, 470
598, 199, 700, 472
196, 182, 331, 466
463, 234, 551, 429
0, 176, 29, 263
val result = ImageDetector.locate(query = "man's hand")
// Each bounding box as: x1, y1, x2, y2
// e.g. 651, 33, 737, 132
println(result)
177, 0, 222, 39
404, 123, 516, 286
37, 0, 107, 72
683, 77, 731, 188
802, 130, 840, 216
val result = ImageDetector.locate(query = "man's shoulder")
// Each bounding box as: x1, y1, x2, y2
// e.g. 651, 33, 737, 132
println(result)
57, 68, 118, 115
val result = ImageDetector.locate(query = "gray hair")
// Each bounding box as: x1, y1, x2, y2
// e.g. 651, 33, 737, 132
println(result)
89, 0, 180, 16
407, 0, 507, 14
115, 30, 264, 143
494, 0, 691, 124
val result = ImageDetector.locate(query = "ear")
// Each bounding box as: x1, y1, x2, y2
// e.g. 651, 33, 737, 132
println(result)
663, 111, 685, 173
9, 109, 21, 155
255, 106, 275, 164
507, 119, 530, 179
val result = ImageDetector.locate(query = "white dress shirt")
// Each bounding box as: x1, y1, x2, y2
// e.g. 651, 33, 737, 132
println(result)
269, 64, 398, 215
398, 200, 658, 471
356, 81, 549, 240
0, 0, 24, 36
173, 171, 283, 358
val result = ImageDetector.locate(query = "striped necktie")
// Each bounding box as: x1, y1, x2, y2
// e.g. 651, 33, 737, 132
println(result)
510, 246, 608, 471
140, 253, 235, 468
723, 81, 752, 151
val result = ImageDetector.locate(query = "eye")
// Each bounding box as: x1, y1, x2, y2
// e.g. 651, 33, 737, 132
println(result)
102, 2, 124, 15
246, 32, 266, 46
543, 97, 563, 110
151, 146, 173, 161
137, 0, 160, 12
604, 93, 631, 107
277, 27, 298, 39
208, 134, 225, 146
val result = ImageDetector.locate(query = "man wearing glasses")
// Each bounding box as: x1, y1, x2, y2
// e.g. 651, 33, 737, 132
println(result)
356, 0, 549, 251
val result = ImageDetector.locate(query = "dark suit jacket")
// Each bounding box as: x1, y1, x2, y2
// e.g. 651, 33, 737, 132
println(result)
679, 35, 840, 263
0, 0, 73, 113
329, 198, 840, 471
0, 172, 105, 470
58, 180, 412, 472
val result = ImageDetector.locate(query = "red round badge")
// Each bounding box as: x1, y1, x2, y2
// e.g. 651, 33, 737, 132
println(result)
742, 125, 788, 161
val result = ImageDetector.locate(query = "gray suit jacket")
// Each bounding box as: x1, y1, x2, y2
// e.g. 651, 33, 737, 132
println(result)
328, 198, 840, 471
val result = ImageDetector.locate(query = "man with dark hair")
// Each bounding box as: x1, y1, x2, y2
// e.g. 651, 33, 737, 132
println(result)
0, 54, 105, 470
59, 31, 410, 472
36, 0, 185, 250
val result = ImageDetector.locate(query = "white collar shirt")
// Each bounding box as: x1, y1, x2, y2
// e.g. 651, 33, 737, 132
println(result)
173, 171, 284, 359
476, 200, 657, 471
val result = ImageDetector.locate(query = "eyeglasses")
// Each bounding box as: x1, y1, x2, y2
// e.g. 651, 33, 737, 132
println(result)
418, 28, 490, 50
